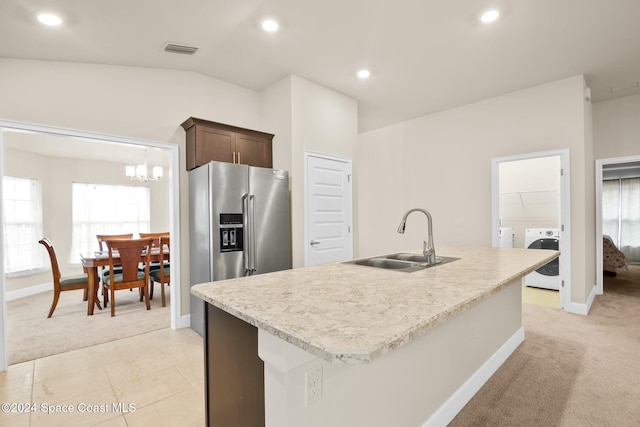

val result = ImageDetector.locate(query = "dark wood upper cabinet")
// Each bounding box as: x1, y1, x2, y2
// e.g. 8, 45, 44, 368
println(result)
181, 117, 273, 171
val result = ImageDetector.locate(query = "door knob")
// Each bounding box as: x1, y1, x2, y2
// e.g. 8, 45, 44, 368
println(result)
310, 240, 320, 246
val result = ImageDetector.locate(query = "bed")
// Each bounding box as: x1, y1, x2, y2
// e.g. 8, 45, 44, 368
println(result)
603, 235, 629, 274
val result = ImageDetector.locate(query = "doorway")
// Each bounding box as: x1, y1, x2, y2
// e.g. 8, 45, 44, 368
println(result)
0, 120, 181, 371
304, 152, 353, 266
491, 149, 571, 311
595, 155, 640, 294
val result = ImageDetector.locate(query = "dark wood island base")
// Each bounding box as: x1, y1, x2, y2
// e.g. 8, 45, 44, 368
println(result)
205, 304, 264, 427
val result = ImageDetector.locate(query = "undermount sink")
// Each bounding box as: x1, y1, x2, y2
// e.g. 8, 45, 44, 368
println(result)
345, 253, 460, 273
385, 253, 435, 263
353, 258, 418, 270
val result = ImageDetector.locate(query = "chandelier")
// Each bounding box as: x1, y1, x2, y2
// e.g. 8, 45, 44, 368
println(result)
125, 149, 163, 182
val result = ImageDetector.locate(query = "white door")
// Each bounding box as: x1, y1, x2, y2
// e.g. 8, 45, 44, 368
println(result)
305, 153, 353, 266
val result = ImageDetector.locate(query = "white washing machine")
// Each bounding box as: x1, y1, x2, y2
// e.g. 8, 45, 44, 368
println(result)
524, 228, 560, 290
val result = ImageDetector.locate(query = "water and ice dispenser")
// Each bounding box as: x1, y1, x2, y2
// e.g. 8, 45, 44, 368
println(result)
219, 213, 243, 252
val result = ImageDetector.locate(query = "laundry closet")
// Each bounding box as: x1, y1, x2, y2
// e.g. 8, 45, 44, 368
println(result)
498, 156, 561, 290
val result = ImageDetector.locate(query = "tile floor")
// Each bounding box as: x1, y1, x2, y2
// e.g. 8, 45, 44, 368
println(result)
0, 328, 205, 427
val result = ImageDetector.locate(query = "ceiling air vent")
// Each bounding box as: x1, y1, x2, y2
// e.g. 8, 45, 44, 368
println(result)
610, 81, 639, 94
163, 42, 198, 55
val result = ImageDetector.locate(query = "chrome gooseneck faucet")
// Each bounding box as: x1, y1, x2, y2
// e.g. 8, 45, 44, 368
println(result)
397, 208, 436, 264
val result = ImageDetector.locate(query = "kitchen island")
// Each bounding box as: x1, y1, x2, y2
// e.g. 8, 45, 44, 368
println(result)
191, 246, 559, 427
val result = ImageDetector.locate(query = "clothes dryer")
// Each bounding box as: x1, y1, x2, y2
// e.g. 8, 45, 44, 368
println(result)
524, 228, 560, 290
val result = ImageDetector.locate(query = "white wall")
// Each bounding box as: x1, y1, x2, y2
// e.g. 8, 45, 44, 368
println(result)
261, 75, 358, 267
290, 76, 358, 267
593, 93, 640, 159
0, 58, 261, 315
358, 75, 594, 305
260, 76, 293, 172
0, 59, 261, 141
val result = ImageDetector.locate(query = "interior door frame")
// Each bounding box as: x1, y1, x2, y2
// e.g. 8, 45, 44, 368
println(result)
595, 154, 640, 294
303, 151, 353, 267
491, 148, 571, 311
0, 119, 181, 371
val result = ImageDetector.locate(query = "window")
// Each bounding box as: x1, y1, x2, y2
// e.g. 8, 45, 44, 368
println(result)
70, 183, 151, 263
2, 176, 45, 275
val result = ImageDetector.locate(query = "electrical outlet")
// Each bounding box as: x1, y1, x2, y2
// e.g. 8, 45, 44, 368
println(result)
305, 365, 323, 406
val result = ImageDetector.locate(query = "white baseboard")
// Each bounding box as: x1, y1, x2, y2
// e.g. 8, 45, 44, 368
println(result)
563, 285, 597, 315
5, 283, 51, 302
177, 314, 191, 329
423, 327, 525, 427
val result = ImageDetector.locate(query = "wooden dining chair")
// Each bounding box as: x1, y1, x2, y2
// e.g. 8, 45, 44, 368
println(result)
139, 232, 170, 271
96, 233, 134, 251
139, 231, 170, 240
96, 233, 133, 283
39, 238, 91, 318
139, 232, 170, 300
103, 238, 153, 317
150, 236, 170, 307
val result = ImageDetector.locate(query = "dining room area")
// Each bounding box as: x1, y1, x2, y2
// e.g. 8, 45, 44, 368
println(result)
0, 124, 206, 426
2, 128, 175, 366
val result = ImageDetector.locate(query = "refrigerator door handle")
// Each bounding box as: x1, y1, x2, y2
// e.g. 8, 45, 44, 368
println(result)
249, 194, 257, 273
242, 193, 251, 275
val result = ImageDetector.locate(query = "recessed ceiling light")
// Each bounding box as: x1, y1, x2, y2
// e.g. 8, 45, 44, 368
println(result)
261, 19, 279, 33
357, 69, 371, 79
37, 13, 62, 26
480, 9, 500, 23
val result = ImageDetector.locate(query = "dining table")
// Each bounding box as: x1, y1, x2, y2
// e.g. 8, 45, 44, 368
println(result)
80, 246, 170, 315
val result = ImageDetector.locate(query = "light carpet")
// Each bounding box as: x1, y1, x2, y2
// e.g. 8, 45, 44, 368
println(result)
6, 286, 171, 365
451, 265, 640, 426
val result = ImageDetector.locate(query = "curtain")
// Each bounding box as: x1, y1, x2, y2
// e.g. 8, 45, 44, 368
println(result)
602, 177, 640, 263
602, 180, 621, 243
2, 176, 45, 275
620, 178, 640, 262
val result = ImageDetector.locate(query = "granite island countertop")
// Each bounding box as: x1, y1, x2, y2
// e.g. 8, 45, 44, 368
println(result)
191, 246, 559, 364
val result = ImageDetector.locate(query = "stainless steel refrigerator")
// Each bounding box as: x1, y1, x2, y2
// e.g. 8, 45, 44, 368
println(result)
189, 161, 292, 336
